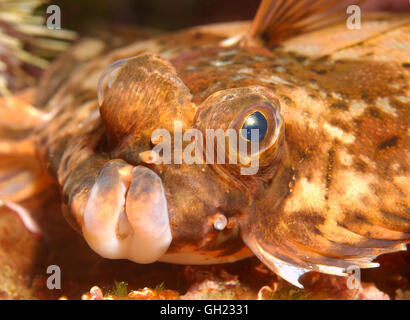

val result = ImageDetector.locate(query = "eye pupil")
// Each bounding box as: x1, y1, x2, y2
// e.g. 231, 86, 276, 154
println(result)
241, 111, 268, 142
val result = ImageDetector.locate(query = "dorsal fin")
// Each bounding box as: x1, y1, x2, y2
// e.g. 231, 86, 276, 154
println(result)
244, 0, 367, 47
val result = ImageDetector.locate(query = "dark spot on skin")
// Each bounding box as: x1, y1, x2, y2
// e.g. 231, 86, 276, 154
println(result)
270, 44, 283, 50
329, 118, 350, 132
265, 176, 274, 187
311, 68, 327, 75
361, 92, 368, 100
95, 131, 109, 153
295, 55, 307, 63
402, 63, 410, 68
352, 120, 362, 134
315, 55, 330, 62
295, 211, 325, 227
288, 51, 307, 63
40, 135, 48, 145
368, 107, 384, 119
364, 52, 374, 57
329, 102, 349, 111
360, 195, 371, 206
339, 212, 372, 232
298, 146, 314, 163
368, 182, 379, 194
280, 95, 293, 106
193, 32, 203, 39
354, 159, 368, 173
378, 136, 399, 150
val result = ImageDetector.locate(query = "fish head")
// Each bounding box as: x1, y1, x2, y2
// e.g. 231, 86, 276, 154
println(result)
96, 48, 291, 264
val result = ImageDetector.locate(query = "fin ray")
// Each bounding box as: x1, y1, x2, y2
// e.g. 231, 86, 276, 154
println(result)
245, 0, 367, 46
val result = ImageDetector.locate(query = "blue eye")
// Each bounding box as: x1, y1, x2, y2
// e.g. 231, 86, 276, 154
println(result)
241, 111, 268, 142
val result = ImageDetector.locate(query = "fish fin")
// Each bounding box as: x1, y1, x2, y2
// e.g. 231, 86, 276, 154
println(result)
239, 155, 410, 287
0, 200, 41, 237
277, 13, 410, 59
241, 212, 408, 287
0, 153, 52, 203
0, 89, 50, 130
243, 232, 310, 288
244, 0, 367, 47
0, 89, 53, 202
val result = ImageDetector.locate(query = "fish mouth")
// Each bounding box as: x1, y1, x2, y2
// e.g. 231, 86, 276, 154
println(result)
82, 161, 172, 264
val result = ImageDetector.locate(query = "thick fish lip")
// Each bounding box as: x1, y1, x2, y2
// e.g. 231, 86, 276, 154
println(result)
82, 161, 172, 264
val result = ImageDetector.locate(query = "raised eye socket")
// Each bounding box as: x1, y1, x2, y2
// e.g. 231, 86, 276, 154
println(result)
241, 111, 268, 142
97, 58, 130, 106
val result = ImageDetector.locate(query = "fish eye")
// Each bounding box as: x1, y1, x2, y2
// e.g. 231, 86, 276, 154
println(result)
229, 99, 282, 158
241, 111, 268, 142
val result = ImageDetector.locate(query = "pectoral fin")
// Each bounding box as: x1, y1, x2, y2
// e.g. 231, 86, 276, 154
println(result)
239, 164, 409, 287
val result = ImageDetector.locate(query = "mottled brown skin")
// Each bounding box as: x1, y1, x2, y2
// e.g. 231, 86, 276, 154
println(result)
1, 13, 409, 285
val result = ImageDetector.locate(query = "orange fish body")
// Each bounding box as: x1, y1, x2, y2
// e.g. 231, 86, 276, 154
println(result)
0, 1, 409, 290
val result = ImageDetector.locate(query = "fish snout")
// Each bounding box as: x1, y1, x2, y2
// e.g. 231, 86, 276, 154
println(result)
82, 159, 172, 263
